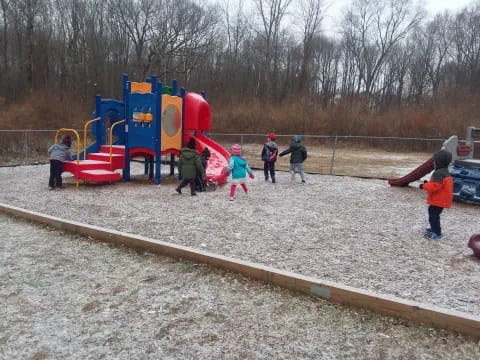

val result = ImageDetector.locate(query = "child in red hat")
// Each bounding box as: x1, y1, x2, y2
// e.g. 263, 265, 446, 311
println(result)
226, 144, 254, 201
261, 133, 278, 183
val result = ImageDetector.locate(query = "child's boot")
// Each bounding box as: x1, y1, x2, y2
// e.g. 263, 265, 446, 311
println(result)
424, 232, 442, 240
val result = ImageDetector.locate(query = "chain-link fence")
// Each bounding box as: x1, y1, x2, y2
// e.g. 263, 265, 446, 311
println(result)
2, 130, 478, 179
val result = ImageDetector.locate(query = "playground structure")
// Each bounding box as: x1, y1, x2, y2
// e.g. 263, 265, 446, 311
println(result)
388, 127, 480, 204
56, 75, 229, 187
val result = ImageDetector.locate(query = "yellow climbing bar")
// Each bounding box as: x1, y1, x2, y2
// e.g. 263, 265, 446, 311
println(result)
109, 119, 126, 163
83, 117, 101, 160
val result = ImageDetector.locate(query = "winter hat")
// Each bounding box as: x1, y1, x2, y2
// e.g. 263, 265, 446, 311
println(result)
62, 135, 72, 147
268, 133, 276, 140
468, 234, 480, 259
186, 137, 196, 149
202, 147, 211, 159
433, 149, 452, 169
231, 144, 242, 155
294, 135, 301, 143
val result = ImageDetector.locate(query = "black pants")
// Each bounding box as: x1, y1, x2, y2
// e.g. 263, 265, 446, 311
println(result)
264, 161, 276, 182
49, 159, 63, 188
428, 205, 444, 236
177, 178, 196, 194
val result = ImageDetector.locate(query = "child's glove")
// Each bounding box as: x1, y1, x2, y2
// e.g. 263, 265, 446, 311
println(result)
249, 173, 254, 179
419, 180, 427, 189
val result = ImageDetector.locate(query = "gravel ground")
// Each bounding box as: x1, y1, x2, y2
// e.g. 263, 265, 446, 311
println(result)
1, 163, 479, 315
0, 163, 480, 316
1, 215, 480, 359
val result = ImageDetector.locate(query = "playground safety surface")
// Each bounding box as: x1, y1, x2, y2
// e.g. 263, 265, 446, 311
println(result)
1, 162, 480, 358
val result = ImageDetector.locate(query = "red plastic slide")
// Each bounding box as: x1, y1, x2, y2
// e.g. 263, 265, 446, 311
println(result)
185, 132, 229, 185
388, 158, 434, 187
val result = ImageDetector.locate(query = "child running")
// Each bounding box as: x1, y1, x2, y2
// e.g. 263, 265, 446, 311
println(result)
420, 149, 453, 240
226, 144, 254, 201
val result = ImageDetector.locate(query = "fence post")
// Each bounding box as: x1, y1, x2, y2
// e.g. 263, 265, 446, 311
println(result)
240, 135, 244, 147
24, 131, 28, 164
330, 135, 337, 175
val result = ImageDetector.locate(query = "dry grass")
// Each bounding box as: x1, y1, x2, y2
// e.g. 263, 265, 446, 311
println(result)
210, 92, 480, 139
1, 90, 478, 170
0, 90, 91, 130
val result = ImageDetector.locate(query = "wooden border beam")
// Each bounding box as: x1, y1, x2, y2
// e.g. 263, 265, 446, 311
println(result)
1, 202, 480, 339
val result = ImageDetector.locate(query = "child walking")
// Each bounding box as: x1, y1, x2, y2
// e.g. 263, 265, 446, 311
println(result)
279, 135, 308, 184
176, 138, 204, 196
47, 135, 72, 189
261, 133, 278, 183
226, 144, 254, 201
420, 149, 453, 240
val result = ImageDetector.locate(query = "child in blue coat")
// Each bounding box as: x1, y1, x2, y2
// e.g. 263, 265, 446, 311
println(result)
226, 144, 254, 201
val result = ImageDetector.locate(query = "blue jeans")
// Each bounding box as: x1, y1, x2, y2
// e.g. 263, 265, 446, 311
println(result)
428, 205, 444, 235
49, 160, 63, 188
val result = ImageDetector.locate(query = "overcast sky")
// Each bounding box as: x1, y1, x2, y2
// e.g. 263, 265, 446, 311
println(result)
322, 0, 475, 36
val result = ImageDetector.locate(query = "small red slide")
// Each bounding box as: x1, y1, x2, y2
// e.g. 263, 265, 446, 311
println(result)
185, 132, 230, 185
388, 158, 434, 187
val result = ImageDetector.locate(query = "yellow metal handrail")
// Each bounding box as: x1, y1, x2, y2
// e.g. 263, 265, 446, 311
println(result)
83, 117, 101, 160
109, 119, 126, 163
54, 128, 81, 188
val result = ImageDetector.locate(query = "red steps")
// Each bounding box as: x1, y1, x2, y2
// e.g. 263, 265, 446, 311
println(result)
79, 169, 122, 182
87, 153, 124, 170
63, 145, 125, 183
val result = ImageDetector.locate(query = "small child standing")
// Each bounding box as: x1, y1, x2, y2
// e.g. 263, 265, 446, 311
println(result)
261, 133, 278, 183
420, 149, 453, 240
279, 135, 308, 184
47, 135, 72, 189
226, 144, 254, 201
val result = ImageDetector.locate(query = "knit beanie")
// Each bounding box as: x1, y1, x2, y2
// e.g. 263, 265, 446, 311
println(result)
294, 135, 301, 143
231, 144, 242, 155
268, 133, 276, 140
187, 137, 196, 150
63, 135, 72, 147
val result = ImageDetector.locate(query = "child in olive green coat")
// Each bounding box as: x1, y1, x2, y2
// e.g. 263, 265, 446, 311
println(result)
176, 138, 204, 196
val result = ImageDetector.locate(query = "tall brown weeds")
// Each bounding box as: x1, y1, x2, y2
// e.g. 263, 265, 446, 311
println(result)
1, 90, 479, 141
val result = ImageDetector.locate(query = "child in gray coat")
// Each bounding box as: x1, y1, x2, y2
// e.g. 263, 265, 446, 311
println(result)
279, 135, 307, 183
48, 135, 72, 189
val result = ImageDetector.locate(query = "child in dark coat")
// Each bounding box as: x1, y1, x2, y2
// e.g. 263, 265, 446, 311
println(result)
261, 133, 278, 183
47, 135, 72, 189
196, 147, 211, 192
176, 138, 204, 196
420, 149, 453, 239
279, 135, 308, 184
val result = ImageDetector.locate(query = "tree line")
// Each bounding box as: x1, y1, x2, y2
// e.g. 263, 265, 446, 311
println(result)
1, 0, 480, 124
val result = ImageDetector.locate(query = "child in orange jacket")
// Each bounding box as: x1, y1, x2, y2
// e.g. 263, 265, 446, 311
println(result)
420, 149, 453, 239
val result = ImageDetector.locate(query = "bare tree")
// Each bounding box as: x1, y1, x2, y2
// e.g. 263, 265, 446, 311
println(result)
341, 0, 424, 99
295, 0, 325, 93
253, 0, 293, 97
109, 0, 157, 79
0, 0, 11, 74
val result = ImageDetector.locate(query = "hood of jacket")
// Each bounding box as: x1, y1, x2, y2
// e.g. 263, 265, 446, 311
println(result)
265, 141, 278, 150
181, 148, 198, 160
432, 149, 452, 183
290, 142, 303, 151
